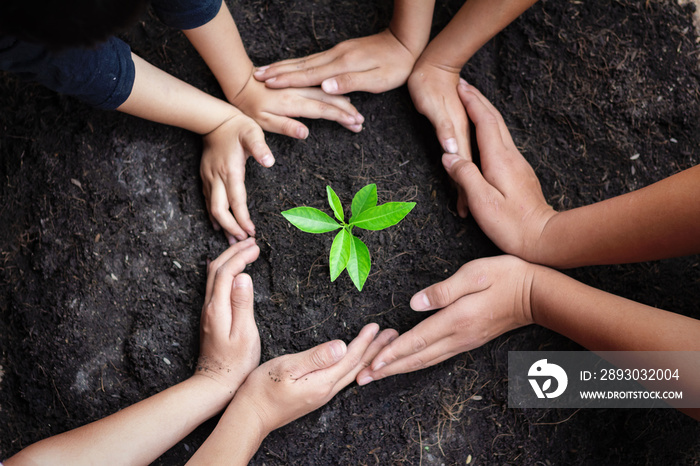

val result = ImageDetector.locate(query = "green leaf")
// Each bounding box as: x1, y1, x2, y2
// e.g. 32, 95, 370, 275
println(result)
281, 207, 341, 233
350, 184, 377, 223
351, 202, 416, 231
347, 235, 371, 291
326, 186, 344, 223
329, 228, 351, 281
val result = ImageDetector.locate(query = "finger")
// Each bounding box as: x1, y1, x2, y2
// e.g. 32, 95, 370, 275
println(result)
409, 259, 493, 312
297, 88, 362, 120
204, 239, 259, 309
224, 168, 255, 238
287, 339, 348, 380
361, 344, 462, 384
281, 92, 363, 132
321, 69, 387, 95
260, 113, 310, 140
456, 83, 509, 155
317, 323, 380, 387
208, 180, 247, 242
350, 328, 398, 385
359, 316, 455, 376
229, 273, 256, 337
254, 51, 337, 86
458, 81, 514, 149
240, 124, 275, 168
441, 153, 502, 217
208, 243, 260, 315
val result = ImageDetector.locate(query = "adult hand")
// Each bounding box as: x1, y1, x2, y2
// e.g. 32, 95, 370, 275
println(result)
195, 238, 262, 394
253, 29, 418, 95
444, 82, 557, 261
357, 256, 536, 385
201, 113, 274, 244
407, 63, 470, 217
231, 74, 364, 139
236, 323, 398, 434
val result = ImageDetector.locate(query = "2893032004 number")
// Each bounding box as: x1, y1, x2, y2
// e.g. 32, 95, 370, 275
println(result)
600, 368, 679, 381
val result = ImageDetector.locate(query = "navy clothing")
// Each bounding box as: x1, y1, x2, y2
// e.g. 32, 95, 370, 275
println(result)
0, 0, 222, 110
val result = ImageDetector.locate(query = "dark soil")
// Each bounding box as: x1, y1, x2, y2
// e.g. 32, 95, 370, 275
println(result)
2, 0, 700, 464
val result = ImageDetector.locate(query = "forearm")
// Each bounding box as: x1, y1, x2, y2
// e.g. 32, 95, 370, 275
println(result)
6, 376, 234, 466
418, 0, 538, 70
117, 53, 240, 135
531, 266, 700, 351
536, 165, 700, 268
389, 0, 436, 57
182, 0, 254, 103
187, 398, 267, 465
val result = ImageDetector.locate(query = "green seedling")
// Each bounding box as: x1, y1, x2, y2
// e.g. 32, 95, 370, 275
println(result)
281, 184, 415, 291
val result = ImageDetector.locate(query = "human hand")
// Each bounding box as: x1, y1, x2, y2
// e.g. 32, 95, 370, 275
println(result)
443, 82, 557, 261
232, 323, 398, 435
230, 74, 364, 139
407, 61, 470, 217
253, 29, 419, 95
195, 238, 261, 397
201, 113, 274, 244
356, 255, 537, 385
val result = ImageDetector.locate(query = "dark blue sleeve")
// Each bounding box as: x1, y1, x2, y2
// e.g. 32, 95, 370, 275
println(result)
151, 0, 223, 30
0, 35, 135, 110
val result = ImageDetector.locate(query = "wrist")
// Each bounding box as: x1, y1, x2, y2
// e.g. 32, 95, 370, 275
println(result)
528, 264, 564, 328
189, 372, 241, 409
387, 25, 427, 61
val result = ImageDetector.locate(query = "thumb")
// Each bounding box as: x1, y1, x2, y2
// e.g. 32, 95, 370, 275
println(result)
242, 125, 275, 168
322, 71, 380, 94
442, 153, 493, 202
230, 273, 255, 326
289, 340, 347, 379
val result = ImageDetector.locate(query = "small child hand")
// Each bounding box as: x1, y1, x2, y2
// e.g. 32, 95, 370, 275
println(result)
357, 255, 537, 385
195, 239, 261, 397
444, 83, 557, 261
234, 323, 397, 434
407, 62, 471, 217
230, 74, 364, 139
201, 113, 274, 243
253, 29, 418, 95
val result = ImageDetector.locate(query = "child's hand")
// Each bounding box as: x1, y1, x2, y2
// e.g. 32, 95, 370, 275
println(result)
195, 238, 261, 396
230, 74, 364, 139
443, 83, 557, 261
407, 62, 471, 217
233, 323, 397, 434
356, 255, 537, 385
253, 29, 418, 95
201, 113, 274, 243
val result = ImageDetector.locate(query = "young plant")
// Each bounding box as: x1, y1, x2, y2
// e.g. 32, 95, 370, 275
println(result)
281, 184, 415, 291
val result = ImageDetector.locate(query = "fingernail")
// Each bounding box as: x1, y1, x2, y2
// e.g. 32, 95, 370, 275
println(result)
225, 232, 237, 245
329, 340, 346, 361
322, 78, 338, 93
265, 77, 276, 84
350, 124, 363, 133
357, 375, 373, 386
255, 65, 269, 74
443, 152, 460, 170
356, 113, 365, 124
444, 138, 458, 154
459, 77, 469, 87
236, 234, 247, 242
411, 292, 431, 311
373, 361, 386, 371
297, 126, 309, 139
261, 154, 275, 167
234, 274, 253, 288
